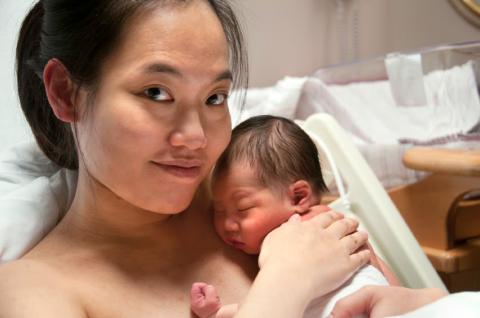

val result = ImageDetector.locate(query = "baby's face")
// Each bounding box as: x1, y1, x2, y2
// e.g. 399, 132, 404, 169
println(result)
212, 161, 295, 254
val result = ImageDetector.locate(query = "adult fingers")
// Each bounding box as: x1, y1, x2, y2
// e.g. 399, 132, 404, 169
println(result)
300, 204, 332, 221
314, 204, 332, 212
329, 285, 376, 318
349, 249, 371, 272
326, 217, 359, 239
288, 213, 301, 223
341, 231, 368, 254
307, 210, 344, 229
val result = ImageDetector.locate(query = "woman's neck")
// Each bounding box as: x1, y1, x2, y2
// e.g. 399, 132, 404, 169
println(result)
58, 169, 212, 249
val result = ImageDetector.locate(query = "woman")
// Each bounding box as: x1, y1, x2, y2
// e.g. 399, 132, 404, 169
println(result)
0, 0, 370, 316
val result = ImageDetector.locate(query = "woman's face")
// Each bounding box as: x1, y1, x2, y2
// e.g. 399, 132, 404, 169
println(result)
76, 1, 232, 214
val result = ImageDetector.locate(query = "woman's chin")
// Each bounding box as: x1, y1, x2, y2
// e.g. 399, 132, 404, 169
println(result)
146, 193, 196, 215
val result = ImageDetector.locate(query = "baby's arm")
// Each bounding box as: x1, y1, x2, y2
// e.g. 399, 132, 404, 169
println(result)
190, 282, 238, 318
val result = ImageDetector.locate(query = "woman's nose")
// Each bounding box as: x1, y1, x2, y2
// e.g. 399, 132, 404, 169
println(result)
169, 110, 207, 150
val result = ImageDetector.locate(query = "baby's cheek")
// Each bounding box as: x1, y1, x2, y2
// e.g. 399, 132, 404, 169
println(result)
213, 217, 227, 239
251, 221, 274, 243
213, 217, 222, 232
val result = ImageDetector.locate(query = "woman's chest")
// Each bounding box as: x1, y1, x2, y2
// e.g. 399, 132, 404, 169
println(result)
72, 252, 257, 317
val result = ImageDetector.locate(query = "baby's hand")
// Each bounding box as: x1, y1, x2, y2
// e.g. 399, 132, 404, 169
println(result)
190, 282, 222, 318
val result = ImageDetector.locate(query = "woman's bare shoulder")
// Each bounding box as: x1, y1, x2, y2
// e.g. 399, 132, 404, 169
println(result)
0, 259, 87, 317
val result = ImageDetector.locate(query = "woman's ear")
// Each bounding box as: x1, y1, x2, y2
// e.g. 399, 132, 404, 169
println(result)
287, 180, 314, 214
43, 58, 77, 123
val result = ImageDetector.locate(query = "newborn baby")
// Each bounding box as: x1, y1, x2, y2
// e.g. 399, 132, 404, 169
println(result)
190, 115, 390, 318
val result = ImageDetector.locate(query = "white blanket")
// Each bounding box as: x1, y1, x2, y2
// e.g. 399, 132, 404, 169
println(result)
0, 141, 76, 262
304, 265, 388, 318
296, 62, 480, 145
391, 292, 480, 318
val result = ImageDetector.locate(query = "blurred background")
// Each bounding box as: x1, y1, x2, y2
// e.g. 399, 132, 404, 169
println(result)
1, 0, 479, 149
237, 0, 479, 87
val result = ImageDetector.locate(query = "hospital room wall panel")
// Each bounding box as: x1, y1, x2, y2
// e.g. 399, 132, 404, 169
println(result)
239, 0, 480, 87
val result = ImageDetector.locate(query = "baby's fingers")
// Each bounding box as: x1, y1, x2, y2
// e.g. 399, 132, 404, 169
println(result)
190, 282, 208, 304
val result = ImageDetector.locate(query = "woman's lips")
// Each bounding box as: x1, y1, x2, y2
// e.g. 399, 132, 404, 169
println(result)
151, 160, 202, 179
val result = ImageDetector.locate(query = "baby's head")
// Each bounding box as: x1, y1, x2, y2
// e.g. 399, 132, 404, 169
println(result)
211, 115, 328, 254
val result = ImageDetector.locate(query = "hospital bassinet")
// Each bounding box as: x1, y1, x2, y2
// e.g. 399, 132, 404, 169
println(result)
298, 42, 480, 291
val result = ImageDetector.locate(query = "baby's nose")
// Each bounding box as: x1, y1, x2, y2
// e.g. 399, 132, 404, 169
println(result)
224, 218, 239, 232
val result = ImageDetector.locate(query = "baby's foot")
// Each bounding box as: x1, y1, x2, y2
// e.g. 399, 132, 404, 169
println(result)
190, 282, 222, 318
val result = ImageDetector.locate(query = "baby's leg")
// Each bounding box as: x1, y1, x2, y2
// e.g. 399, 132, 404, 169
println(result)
190, 282, 222, 318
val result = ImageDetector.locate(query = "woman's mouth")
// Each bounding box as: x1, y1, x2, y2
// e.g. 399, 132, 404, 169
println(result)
151, 160, 202, 179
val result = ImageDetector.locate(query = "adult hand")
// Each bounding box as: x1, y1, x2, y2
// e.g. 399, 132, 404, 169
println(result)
299, 204, 331, 220
258, 209, 371, 300
329, 285, 448, 318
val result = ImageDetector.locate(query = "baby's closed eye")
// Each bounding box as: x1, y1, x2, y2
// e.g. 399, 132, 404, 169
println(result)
237, 205, 255, 213
236, 199, 256, 212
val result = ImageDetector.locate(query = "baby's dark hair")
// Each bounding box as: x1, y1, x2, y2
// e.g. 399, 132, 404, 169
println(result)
213, 115, 328, 194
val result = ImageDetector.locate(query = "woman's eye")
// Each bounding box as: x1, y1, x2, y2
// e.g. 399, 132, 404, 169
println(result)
144, 87, 172, 102
206, 93, 228, 106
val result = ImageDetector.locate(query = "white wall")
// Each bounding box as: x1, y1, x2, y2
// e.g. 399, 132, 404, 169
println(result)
0, 0, 35, 151
1, 0, 479, 151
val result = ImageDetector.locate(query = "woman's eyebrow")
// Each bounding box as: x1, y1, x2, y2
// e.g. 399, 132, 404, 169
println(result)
215, 70, 233, 83
142, 63, 182, 77
141, 62, 232, 83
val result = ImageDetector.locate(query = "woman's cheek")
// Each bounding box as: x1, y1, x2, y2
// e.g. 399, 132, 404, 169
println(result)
206, 115, 231, 162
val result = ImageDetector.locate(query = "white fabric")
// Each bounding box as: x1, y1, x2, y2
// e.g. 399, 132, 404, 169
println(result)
296, 67, 480, 189
304, 265, 389, 318
0, 141, 76, 262
229, 76, 307, 126
298, 62, 480, 144
391, 292, 480, 318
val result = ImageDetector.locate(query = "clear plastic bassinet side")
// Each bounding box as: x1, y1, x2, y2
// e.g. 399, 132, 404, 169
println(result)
299, 41, 480, 292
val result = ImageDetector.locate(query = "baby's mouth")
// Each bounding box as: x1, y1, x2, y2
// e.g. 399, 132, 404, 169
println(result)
226, 238, 245, 249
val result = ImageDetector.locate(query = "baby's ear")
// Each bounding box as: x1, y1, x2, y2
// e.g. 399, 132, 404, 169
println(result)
287, 180, 313, 214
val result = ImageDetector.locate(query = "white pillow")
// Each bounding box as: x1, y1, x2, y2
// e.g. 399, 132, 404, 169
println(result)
228, 76, 307, 126
0, 141, 76, 263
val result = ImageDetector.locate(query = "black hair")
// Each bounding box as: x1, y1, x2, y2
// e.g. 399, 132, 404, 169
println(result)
16, 0, 248, 169
212, 115, 328, 194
